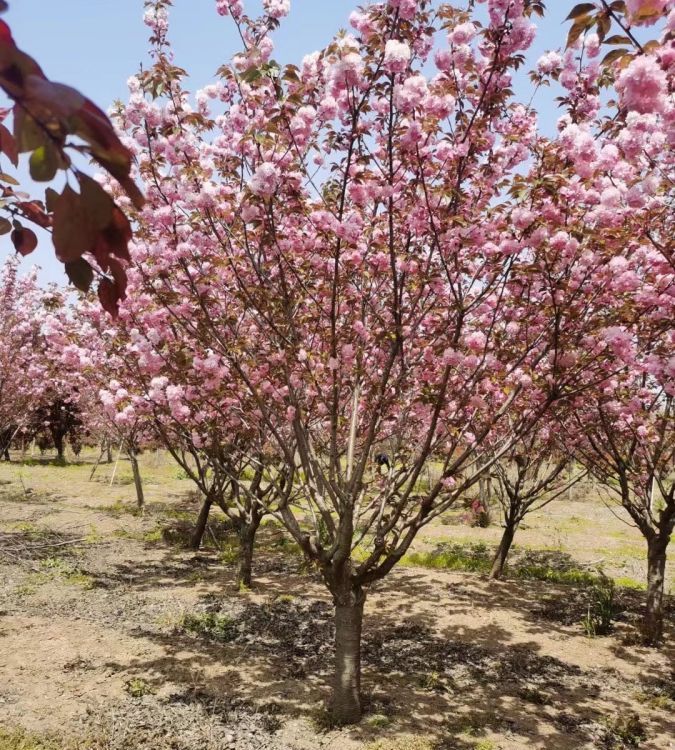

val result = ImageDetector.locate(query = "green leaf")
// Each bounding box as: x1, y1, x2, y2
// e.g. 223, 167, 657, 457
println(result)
65, 257, 95, 292
29, 143, 59, 181
565, 3, 596, 20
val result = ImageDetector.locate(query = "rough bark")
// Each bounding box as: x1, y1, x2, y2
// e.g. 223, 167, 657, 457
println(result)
330, 586, 366, 724
643, 535, 668, 645
190, 495, 213, 550
236, 516, 261, 589
490, 520, 517, 580
128, 450, 144, 509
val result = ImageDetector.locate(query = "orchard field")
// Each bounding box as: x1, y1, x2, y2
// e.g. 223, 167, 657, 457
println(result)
1, 0, 675, 748
0, 448, 672, 750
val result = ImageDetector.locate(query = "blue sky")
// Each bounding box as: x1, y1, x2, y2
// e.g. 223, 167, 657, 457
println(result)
1, 0, 572, 284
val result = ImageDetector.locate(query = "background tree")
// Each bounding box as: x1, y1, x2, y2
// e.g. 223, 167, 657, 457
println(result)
0, 257, 45, 459
489, 426, 587, 579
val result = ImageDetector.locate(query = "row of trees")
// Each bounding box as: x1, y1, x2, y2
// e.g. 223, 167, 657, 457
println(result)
2, 0, 673, 726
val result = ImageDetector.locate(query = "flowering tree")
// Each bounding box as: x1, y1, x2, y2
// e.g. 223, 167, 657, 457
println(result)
0, 257, 46, 459
532, 0, 675, 643
103, 0, 663, 722
488, 426, 587, 579
102, 317, 277, 585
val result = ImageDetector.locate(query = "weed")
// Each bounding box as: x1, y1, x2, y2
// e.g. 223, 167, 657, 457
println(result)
124, 677, 154, 698
366, 714, 391, 729
274, 594, 295, 603
582, 574, 618, 637
515, 564, 599, 587
614, 577, 645, 590
95, 500, 141, 518
634, 691, 672, 710
473, 742, 497, 750
0, 726, 59, 750
220, 541, 239, 565
30, 557, 94, 589
310, 708, 339, 733
597, 713, 646, 748
178, 612, 238, 642
417, 671, 443, 693
0, 726, 101, 750
142, 528, 163, 543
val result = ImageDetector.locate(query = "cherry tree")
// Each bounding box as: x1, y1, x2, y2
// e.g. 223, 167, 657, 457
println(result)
102, 310, 278, 585
532, 0, 675, 642
101, 0, 658, 722
488, 425, 587, 579
0, 257, 46, 458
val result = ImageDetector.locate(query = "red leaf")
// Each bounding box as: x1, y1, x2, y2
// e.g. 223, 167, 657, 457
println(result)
0, 19, 15, 46
98, 277, 120, 318
16, 199, 51, 229
52, 185, 95, 262
65, 257, 94, 292
76, 100, 145, 210
92, 204, 132, 268
24, 75, 85, 118
0, 122, 17, 166
106, 256, 128, 299
11, 226, 37, 255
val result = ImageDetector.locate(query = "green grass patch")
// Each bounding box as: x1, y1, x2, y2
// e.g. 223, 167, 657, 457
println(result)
37, 557, 95, 589
513, 564, 599, 587
402, 542, 492, 573
178, 612, 238, 642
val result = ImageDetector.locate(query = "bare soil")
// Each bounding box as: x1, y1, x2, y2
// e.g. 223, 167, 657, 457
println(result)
0, 451, 673, 750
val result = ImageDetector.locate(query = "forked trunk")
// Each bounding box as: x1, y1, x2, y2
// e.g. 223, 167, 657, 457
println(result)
331, 587, 365, 725
643, 536, 668, 645
128, 450, 144, 510
190, 495, 213, 550
490, 521, 517, 580
237, 516, 261, 589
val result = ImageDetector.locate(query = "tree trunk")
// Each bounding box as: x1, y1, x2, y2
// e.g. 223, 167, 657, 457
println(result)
54, 433, 65, 461
106, 440, 113, 463
490, 521, 517, 580
331, 588, 365, 725
642, 536, 668, 645
190, 495, 213, 550
237, 516, 261, 589
128, 450, 144, 510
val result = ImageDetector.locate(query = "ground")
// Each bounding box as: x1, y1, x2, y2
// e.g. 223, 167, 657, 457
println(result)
0, 449, 673, 750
